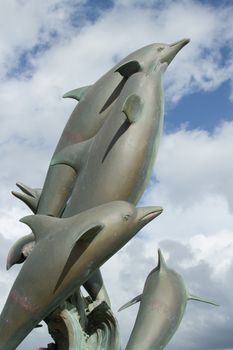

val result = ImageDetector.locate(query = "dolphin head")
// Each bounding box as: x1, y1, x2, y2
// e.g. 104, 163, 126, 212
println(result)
116, 38, 190, 78
98, 201, 163, 239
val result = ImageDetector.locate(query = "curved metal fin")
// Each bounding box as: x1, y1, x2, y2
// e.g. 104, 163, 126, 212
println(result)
6, 232, 35, 270
50, 139, 91, 172
122, 94, 143, 123
54, 224, 104, 293
157, 249, 167, 271
12, 191, 38, 213
115, 60, 142, 78
188, 294, 219, 307
20, 214, 61, 242
118, 294, 142, 312
16, 182, 41, 198
63, 85, 92, 101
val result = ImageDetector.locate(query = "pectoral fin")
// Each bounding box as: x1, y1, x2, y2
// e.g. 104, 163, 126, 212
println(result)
188, 294, 219, 307
53, 223, 104, 293
63, 85, 92, 101
122, 94, 143, 123
118, 294, 142, 312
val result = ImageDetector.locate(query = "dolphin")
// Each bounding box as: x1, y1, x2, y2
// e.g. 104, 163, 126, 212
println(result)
0, 201, 162, 350
10, 38, 190, 218
7, 39, 190, 305
119, 250, 218, 350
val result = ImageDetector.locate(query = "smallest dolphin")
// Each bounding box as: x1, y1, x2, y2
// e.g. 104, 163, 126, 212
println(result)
120, 250, 218, 350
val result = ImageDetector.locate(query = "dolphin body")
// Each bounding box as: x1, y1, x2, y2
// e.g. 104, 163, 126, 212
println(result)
22, 39, 189, 218
120, 250, 218, 350
0, 201, 162, 350
7, 39, 190, 305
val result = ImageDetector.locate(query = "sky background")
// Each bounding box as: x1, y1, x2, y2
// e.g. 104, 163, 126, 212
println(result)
0, 0, 233, 349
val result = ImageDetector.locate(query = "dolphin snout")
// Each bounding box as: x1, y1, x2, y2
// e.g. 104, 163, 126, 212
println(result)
137, 206, 163, 225
161, 38, 190, 65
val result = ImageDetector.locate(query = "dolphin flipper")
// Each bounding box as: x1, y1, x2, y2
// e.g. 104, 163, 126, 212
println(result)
122, 94, 143, 123
118, 294, 142, 312
188, 294, 219, 307
63, 85, 92, 101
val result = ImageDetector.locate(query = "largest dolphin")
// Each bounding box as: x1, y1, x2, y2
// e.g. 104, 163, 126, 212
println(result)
0, 201, 162, 350
15, 39, 189, 218
7, 39, 190, 305
12, 39, 189, 218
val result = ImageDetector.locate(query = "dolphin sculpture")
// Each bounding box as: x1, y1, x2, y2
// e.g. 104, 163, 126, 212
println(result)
7, 39, 190, 305
119, 250, 218, 350
0, 201, 162, 350
36, 38, 190, 217
11, 38, 190, 219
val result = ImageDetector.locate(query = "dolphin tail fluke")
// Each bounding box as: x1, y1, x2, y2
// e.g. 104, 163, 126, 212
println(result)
12, 182, 42, 213
50, 138, 91, 173
6, 232, 35, 270
188, 294, 219, 307
63, 85, 92, 101
118, 294, 142, 312
12, 191, 38, 213
16, 182, 41, 199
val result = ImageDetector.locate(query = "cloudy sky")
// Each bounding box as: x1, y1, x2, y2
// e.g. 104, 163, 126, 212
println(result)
0, 0, 233, 349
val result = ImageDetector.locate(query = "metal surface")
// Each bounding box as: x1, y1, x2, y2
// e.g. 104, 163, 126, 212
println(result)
120, 250, 218, 350
0, 202, 162, 350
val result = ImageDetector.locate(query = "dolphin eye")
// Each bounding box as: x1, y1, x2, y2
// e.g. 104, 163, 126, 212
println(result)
157, 47, 164, 52
123, 214, 131, 221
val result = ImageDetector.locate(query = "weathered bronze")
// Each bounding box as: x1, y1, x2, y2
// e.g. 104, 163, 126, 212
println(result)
0, 202, 162, 350
0, 38, 218, 350
7, 39, 189, 307
119, 250, 218, 350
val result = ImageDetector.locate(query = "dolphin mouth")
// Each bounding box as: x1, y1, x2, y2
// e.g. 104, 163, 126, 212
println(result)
139, 207, 163, 224
170, 38, 190, 48
161, 38, 190, 65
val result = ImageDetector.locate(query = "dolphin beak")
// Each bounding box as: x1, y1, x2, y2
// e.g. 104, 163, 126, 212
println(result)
161, 38, 190, 65
138, 206, 163, 225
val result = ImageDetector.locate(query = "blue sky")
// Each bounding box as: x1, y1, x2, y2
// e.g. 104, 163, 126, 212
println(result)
0, 0, 233, 349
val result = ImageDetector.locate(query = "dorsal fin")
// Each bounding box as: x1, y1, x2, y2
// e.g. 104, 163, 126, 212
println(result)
122, 94, 143, 123
115, 60, 142, 78
20, 215, 61, 241
63, 85, 92, 101
188, 294, 219, 307
12, 191, 39, 213
158, 249, 167, 271
118, 294, 142, 312
53, 223, 104, 293
50, 139, 91, 172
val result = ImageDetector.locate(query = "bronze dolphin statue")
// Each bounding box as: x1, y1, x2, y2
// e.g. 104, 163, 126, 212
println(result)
0, 202, 162, 350
7, 39, 190, 304
119, 249, 218, 350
